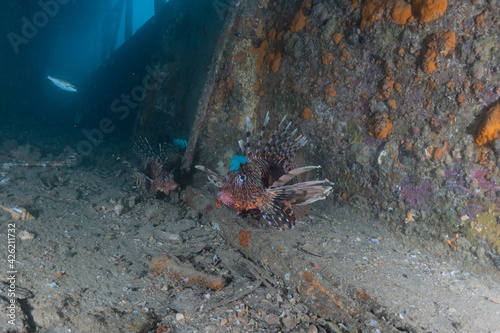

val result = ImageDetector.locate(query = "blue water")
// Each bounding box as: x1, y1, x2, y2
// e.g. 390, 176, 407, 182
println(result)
1, 0, 224, 164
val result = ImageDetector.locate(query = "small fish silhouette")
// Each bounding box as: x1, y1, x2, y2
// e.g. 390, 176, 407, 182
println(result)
47, 75, 77, 92
119, 137, 180, 196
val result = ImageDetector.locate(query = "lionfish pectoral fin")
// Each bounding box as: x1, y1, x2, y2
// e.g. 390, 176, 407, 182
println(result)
195, 165, 224, 187
260, 202, 295, 230
269, 179, 334, 205
256, 194, 296, 230
258, 178, 333, 230
270, 165, 321, 188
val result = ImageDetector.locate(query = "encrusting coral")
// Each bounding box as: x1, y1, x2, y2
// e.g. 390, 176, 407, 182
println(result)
476, 102, 500, 146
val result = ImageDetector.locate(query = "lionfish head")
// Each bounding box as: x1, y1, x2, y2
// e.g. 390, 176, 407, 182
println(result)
156, 173, 180, 195
216, 169, 259, 212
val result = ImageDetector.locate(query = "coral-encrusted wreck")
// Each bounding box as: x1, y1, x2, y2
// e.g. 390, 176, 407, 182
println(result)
139, 0, 500, 267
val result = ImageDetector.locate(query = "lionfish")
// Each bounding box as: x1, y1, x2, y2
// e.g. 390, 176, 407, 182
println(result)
196, 112, 333, 230
119, 137, 180, 196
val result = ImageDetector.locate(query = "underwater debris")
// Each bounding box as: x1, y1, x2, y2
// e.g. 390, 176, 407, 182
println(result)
0, 171, 9, 185
119, 137, 179, 197
302, 108, 313, 120
196, 112, 333, 230
150, 255, 224, 291
446, 233, 459, 251
18, 230, 34, 241
173, 138, 188, 150
2, 155, 78, 168
8, 143, 42, 162
239, 230, 252, 248
0, 206, 35, 220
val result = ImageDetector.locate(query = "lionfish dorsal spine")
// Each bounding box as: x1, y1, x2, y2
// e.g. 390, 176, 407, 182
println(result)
274, 120, 291, 155
245, 116, 251, 158
133, 136, 157, 167
255, 111, 270, 157
282, 135, 307, 168
263, 115, 286, 159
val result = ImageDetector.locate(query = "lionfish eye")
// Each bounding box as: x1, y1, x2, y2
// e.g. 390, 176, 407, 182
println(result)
239, 174, 246, 181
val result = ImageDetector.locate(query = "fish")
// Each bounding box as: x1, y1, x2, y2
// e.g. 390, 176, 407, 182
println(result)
118, 137, 179, 196
47, 75, 77, 92
196, 111, 333, 230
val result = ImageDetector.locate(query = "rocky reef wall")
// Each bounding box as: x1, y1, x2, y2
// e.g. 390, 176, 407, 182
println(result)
190, 0, 500, 269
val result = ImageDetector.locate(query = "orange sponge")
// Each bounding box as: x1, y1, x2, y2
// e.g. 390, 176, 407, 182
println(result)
392, 0, 413, 24
369, 114, 393, 139
476, 102, 500, 146
412, 0, 447, 23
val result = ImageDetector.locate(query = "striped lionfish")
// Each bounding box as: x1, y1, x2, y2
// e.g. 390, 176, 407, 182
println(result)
119, 137, 180, 196
196, 112, 333, 230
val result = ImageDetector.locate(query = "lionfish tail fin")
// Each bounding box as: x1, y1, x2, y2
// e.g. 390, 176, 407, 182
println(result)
195, 165, 225, 187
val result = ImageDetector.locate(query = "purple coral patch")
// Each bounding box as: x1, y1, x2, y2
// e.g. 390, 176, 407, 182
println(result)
444, 165, 470, 197
400, 178, 434, 210
471, 169, 498, 193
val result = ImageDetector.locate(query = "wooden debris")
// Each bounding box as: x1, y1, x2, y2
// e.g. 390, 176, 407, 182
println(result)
1, 206, 35, 220
446, 233, 459, 251
150, 255, 225, 291
239, 230, 252, 248
356, 289, 371, 300
405, 211, 415, 223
